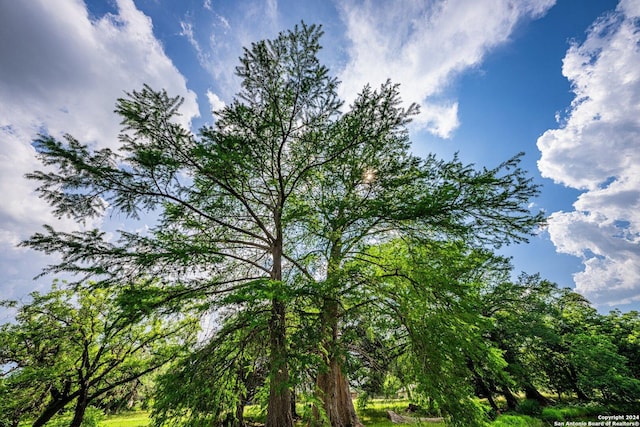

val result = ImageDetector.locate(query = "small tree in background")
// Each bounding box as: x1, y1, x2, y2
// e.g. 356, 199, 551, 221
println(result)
0, 282, 196, 427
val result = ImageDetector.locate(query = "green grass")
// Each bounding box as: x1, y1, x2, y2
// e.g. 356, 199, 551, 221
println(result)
490, 414, 544, 427
99, 400, 443, 426
93, 400, 638, 426
356, 399, 444, 426
101, 412, 150, 427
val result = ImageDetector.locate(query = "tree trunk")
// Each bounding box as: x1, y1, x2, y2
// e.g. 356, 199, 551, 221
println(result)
291, 386, 299, 419
568, 366, 589, 401
69, 387, 89, 427
574, 384, 589, 401
524, 384, 549, 406
482, 384, 498, 412
266, 299, 293, 427
316, 298, 362, 427
468, 360, 497, 411
316, 357, 362, 427
265, 237, 293, 427
502, 387, 519, 410
32, 396, 72, 427
235, 401, 245, 427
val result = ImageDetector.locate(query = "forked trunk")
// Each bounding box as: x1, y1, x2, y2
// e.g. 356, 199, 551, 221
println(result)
316, 298, 363, 427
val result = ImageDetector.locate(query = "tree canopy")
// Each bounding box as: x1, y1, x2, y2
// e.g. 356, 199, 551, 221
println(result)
20, 23, 558, 427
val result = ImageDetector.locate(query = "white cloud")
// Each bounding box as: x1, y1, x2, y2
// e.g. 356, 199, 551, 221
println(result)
337, 0, 556, 138
206, 90, 226, 116
419, 102, 460, 140
0, 0, 199, 299
537, 0, 640, 307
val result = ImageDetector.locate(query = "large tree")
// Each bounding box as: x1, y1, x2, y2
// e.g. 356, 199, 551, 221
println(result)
24, 23, 343, 426
23, 23, 544, 426
284, 77, 545, 425
0, 282, 195, 427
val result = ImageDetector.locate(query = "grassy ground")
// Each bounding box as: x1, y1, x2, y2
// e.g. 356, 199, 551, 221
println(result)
101, 400, 442, 426
101, 411, 544, 427
102, 412, 150, 427
95, 400, 640, 426
357, 399, 444, 426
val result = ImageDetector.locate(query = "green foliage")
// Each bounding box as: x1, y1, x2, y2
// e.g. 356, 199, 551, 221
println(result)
0, 282, 196, 427
569, 333, 640, 401
477, 272, 640, 409
517, 399, 542, 416
539, 407, 565, 423
356, 392, 372, 412
151, 309, 269, 426
602, 310, 640, 379
360, 240, 505, 427
47, 407, 104, 427
22, 21, 547, 427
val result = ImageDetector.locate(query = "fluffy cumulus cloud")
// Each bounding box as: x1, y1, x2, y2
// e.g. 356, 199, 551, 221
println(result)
206, 90, 226, 115
537, 0, 640, 307
0, 0, 199, 299
337, 0, 555, 138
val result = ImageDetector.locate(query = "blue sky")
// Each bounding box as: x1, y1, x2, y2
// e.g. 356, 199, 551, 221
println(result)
1, 0, 639, 313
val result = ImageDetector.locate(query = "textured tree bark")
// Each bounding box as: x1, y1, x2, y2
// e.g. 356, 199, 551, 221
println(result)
266, 299, 293, 427
316, 357, 362, 427
316, 298, 363, 427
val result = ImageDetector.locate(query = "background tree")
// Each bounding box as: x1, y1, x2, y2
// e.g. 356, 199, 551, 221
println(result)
601, 310, 640, 381
361, 240, 511, 427
553, 289, 640, 402
0, 282, 195, 427
480, 273, 640, 407
479, 272, 562, 407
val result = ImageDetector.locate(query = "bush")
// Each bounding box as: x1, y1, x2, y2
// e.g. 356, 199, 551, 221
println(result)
518, 399, 542, 416
356, 391, 371, 411
540, 407, 565, 422
48, 407, 104, 427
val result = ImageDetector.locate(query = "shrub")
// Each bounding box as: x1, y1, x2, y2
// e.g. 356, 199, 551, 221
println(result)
540, 407, 565, 422
518, 399, 542, 416
48, 407, 104, 427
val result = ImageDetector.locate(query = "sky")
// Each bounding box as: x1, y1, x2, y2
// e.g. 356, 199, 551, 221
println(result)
1, 0, 639, 314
